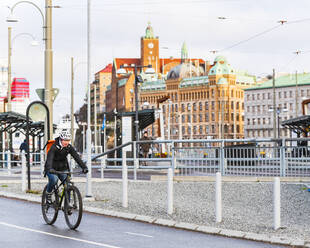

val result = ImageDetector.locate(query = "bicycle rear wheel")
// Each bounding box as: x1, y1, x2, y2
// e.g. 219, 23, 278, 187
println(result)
64, 185, 83, 229
41, 185, 59, 225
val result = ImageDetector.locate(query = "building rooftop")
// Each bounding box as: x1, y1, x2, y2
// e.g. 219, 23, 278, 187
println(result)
245, 72, 310, 91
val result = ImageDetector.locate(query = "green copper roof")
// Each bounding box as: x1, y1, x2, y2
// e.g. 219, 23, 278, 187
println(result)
118, 78, 128, 87
208, 55, 235, 76
236, 71, 256, 84
245, 73, 310, 91
179, 76, 209, 88
140, 79, 166, 91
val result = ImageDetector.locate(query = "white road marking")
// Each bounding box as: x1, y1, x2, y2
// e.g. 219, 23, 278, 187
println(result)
0, 221, 121, 248
125, 232, 153, 238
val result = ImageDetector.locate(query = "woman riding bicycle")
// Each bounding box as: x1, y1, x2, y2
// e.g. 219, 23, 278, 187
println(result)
44, 129, 88, 202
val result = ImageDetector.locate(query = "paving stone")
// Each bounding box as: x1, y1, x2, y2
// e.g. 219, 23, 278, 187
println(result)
174, 222, 199, 230
154, 218, 176, 227
134, 215, 156, 223
219, 229, 246, 238
196, 226, 221, 234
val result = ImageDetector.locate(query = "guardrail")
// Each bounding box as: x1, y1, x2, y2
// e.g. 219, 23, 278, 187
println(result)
91, 138, 310, 178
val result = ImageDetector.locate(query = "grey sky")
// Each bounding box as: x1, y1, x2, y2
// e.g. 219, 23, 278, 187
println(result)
0, 0, 309, 123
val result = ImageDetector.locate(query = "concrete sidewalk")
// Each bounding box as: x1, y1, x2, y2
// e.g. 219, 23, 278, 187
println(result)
0, 178, 309, 247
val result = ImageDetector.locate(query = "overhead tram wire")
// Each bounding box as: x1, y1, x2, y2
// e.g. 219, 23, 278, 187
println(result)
219, 24, 282, 52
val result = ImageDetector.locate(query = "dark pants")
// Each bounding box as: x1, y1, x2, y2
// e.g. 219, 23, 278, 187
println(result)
46, 172, 67, 193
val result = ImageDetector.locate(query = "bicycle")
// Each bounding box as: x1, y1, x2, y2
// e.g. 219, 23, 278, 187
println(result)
41, 170, 83, 229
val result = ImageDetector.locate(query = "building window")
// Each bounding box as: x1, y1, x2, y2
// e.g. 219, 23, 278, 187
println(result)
247, 106, 250, 112
205, 101, 209, 110
231, 101, 234, 110
263, 118, 265, 124
247, 118, 250, 125
211, 101, 215, 110
211, 113, 215, 121
182, 115, 185, 122
199, 125, 203, 134
252, 118, 256, 125
258, 118, 261, 125
182, 104, 185, 112
182, 126, 185, 134
257, 94, 260, 100
268, 93, 271, 99
175, 104, 178, 112
289, 91, 293, 98
236, 102, 239, 110
284, 92, 287, 98
301, 90, 304, 97
187, 103, 191, 111
252, 106, 255, 113
212, 125, 215, 133
193, 103, 197, 111
193, 115, 197, 123
199, 102, 203, 111
188, 114, 191, 122
252, 94, 255, 101
236, 113, 239, 121
231, 113, 234, 121
262, 93, 265, 100
199, 114, 203, 122
205, 113, 209, 122
206, 125, 209, 133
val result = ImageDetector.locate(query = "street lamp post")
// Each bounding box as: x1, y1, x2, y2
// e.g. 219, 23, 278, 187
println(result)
120, 64, 154, 142
7, 28, 38, 112
7, 0, 58, 139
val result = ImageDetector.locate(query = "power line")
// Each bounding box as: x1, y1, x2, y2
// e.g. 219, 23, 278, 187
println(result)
219, 24, 282, 52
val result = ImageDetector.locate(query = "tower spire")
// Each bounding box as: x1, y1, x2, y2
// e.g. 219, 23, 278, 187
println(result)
181, 41, 188, 63
145, 21, 154, 39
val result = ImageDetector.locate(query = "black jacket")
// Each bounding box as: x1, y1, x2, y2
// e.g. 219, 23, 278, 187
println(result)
44, 137, 86, 173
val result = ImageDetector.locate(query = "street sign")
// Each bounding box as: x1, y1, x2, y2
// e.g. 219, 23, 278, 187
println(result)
35, 88, 59, 102
28, 102, 47, 121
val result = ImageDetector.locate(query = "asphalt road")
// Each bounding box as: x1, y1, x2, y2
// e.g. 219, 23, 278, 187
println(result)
0, 197, 286, 248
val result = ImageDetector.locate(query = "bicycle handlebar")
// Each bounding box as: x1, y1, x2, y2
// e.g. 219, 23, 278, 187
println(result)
49, 170, 83, 175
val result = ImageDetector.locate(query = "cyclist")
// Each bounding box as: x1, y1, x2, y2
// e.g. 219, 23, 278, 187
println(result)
44, 129, 88, 202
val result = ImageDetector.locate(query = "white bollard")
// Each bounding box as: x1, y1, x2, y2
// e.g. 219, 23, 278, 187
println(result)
40, 150, 45, 176
167, 167, 173, 214
122, 152, 128, 208
100, 155, 106, 179
215, 172, 222, 223
21, 151, 26, 192
273, 177, 281, 230
7, 150, 11, 176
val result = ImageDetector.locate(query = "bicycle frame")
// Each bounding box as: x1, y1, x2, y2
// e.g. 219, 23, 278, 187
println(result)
52, 174, 73, 211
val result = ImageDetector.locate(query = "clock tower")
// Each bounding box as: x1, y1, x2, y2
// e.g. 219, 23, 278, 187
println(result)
141, 22, 159, 72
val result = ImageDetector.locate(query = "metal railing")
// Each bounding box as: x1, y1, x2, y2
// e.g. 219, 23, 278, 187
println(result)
92, 138, 310, 178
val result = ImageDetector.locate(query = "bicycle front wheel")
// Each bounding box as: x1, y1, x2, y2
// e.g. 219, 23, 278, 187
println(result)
41, 185, 59, 225
64, 185, 83, 229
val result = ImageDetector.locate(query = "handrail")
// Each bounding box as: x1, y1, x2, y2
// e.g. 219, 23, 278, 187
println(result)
91, 141, 133, 161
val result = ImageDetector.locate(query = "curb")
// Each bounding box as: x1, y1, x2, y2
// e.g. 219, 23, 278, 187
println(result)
0, 191, 307, 247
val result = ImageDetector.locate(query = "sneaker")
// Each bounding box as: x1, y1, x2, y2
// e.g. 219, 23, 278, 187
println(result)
46, 193, 52, 204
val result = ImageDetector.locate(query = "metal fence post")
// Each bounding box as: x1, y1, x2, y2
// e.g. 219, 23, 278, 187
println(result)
273, 177, 281, 230
122, 150, 128, 208
40, 150, 45, 176
215, 172, 222, 222
21, 151, 26, 192
167, 167, 173, 215
280, 138, 286, 177
7, 150, 11, 176
133, 141, 138, 181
